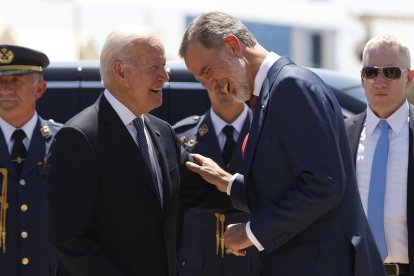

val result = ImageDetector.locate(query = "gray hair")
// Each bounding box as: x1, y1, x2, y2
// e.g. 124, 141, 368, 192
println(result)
100, 25, 154, 87
362, 34, 411, 69
179, 11, 257, 58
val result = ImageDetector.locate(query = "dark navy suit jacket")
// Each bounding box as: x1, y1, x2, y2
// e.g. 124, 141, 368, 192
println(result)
174, 109, 260, 276
345, 106, 414, 275
0, 118, 60, 276
230, 57, 386, 275
47, 95, 231, 276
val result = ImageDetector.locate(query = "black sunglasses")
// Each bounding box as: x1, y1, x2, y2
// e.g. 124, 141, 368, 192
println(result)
361, 66, 408, 80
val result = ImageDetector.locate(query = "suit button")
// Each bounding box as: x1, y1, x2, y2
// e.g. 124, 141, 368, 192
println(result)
19, 179, 26, 186
21, 257, 29, 265
20, 204, 28, 212
21, 231, 28, 239
181, 261, 186, 266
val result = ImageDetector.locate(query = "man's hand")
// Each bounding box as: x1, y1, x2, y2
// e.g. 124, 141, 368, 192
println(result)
186, 153, 233, 193
224, 223, 253, 256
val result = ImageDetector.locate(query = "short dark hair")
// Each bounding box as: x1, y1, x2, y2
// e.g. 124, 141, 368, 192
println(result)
179, 11, 257, 58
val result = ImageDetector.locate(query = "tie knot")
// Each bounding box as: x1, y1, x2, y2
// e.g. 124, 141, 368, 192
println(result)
378, 120, 389, 130
132, 117, 145, 132
12, 129, 26, 142
222, 125, 234, 139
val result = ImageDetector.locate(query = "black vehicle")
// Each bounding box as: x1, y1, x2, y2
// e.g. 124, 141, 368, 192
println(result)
38, 60, 366, 124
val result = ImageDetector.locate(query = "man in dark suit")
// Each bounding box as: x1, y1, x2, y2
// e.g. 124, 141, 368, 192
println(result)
345, 34, 414, 276
174, 86, 260, 275
46, 25, 230, 276
0, 44, 61, 275
179, 12, 386, 276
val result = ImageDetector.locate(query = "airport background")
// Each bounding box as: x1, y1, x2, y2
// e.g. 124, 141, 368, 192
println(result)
1, 0, 414, 101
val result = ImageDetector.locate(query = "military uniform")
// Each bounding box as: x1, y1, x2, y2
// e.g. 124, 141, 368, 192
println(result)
0, 44, 61, 275
174, 108, 260, 276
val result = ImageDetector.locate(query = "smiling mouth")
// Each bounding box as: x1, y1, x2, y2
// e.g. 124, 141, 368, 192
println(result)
150, 88, 162, 93
218, 81, 230, 94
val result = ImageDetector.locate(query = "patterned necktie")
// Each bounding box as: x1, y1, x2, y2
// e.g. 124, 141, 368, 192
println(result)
11, 129, 27, 176
132, 117, 153, 173
132, 117, 161, 203
368, 119, 389, 261
222, 125, 236, 168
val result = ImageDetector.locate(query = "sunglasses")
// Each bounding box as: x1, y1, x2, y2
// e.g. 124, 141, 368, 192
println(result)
361, 66, 408, 80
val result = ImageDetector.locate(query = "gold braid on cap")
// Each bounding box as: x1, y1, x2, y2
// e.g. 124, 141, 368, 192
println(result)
0, 168, 8, 253
0, 65, 43, 72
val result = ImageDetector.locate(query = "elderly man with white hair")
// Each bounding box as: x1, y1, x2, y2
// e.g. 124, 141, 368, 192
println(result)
46, 25, 229, 276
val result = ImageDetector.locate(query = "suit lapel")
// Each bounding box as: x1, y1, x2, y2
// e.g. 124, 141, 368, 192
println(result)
20, 119, 46, 178
347, 112, 366, 164
0, 128, 14, 176
193, 112, 223, 166
143, 115, 169, 210
244, 57, 293, 174
98, 96, 161, 209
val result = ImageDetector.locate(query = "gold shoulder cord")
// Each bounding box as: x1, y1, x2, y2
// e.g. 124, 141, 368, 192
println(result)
0, 168, 8, 253
214, 213, 226, 258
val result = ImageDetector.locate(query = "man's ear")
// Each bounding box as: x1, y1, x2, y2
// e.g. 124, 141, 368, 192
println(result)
35, 79, 47, 100
407, 70, 414, 87
114, 61, 127, 81
224, 35, 242, 57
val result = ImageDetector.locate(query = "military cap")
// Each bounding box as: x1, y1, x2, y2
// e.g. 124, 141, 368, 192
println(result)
0, 44, 49, 76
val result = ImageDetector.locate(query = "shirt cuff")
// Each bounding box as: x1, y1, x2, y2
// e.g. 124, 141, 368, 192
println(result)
246, 221, 264, 251
227, 173, 239, 195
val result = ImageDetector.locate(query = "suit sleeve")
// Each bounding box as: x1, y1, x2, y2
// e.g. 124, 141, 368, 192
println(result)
47, 127, 127, 276
249, 76, 347, 253
171, 128, 233, 211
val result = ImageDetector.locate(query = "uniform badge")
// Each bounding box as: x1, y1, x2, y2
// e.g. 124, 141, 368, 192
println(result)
179, 136, 198, 149
198, 124, 209, 136
183, 139, 197, 148
0, 48, 14, 64
40, 125, 51, 139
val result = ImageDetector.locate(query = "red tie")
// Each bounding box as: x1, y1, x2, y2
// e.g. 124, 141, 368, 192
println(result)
241, 133, 249, 159
249, 95, 259, 112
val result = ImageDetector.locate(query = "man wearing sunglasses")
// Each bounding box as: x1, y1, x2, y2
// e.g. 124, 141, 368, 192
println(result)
346, 34, 414, 276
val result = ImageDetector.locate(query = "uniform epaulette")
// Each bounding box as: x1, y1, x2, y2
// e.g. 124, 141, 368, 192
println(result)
47, 119, 63, 128
173, 115, 203, 131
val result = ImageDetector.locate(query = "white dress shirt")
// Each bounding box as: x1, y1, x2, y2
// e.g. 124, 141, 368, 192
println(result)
227, 52, 280, 251
209, 104, 249, 151
104, 90, 164, 204
356, 101, 409, 263
0, 113, 38, 153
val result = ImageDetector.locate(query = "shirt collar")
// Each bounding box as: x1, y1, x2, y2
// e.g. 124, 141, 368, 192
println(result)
104, 89, 140, 126
253, 52, 280, 97
210, 104, 249, 136
366, 100, 409, 136
0, 112, 38, 145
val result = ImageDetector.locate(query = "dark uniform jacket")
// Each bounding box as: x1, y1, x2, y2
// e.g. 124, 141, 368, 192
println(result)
174, 109, 260, 276
0, 117, 61, 276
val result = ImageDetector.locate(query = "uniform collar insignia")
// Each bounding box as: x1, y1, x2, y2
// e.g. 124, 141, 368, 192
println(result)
198, 124, 208, 136
40, 124, 51, 139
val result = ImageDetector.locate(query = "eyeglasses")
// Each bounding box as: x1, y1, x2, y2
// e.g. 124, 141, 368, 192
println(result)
361, 66, 408, 80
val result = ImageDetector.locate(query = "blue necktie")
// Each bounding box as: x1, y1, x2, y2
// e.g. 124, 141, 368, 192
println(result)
133, 117, 163, 205
133, 117, 154, 175
368, 119, 389, 260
